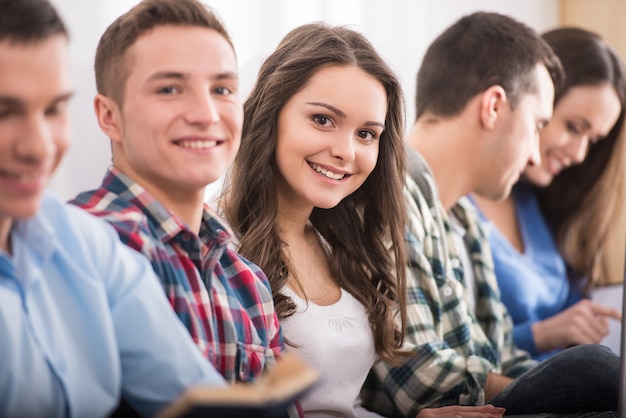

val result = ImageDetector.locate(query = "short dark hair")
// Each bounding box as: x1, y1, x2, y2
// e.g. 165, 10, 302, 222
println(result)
415, 11, 564, 119
95, 0, 233, 106
0, 0, 68, 44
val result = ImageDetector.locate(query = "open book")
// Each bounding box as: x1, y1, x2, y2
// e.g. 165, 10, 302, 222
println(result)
157, 353, 319, 418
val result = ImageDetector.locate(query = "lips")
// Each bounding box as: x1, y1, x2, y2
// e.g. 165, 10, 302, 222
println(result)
308, 162, 349, 180
0, 168, 48, 193
545, 154, 571, 175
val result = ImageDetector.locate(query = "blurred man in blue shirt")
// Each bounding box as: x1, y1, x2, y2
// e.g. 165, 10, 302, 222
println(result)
0, 0, 227, 416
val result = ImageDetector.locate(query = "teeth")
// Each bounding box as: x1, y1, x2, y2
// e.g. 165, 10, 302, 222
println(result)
3, 172, 39, 181
178, 140, 217, 149
309, 163, 345, 180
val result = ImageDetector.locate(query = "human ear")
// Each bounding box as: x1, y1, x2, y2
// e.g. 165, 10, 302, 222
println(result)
94, 94, 123, 144
479, 85, 507, 130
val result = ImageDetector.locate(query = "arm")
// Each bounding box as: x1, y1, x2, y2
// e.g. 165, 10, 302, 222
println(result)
532, 299, 621, 351
417, 404, 506, 418
91, 215, 226, 417
363, 182, 497, 417
369, 267, 497, 416
455, 198, 537, 379
484, 374, 513, 402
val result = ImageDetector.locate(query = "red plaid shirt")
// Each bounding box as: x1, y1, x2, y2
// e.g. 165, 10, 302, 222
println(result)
70, 167, 284, 383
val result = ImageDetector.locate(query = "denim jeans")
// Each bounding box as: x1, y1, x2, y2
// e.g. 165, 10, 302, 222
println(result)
490, 344, 619, 414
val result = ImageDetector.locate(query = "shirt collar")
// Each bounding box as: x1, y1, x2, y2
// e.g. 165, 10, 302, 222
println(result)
104, 167, 233, 247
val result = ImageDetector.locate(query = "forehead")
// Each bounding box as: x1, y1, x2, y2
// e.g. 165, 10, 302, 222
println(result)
124, 25, 237, 81
0, 35, 72, 103
292, 65, 388, 119
556, 83, 622, 134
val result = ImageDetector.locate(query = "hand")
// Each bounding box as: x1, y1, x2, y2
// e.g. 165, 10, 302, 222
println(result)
533, 299, 622, 352
416, 404, 505, 418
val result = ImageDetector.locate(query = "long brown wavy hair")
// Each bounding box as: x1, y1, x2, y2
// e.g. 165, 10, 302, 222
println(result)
223, 23, 407, 362
535, 27, 626, 289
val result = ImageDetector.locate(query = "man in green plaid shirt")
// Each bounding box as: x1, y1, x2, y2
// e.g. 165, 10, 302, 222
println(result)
361, 11, 621, 418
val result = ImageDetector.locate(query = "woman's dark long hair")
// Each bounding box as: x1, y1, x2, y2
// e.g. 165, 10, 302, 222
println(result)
224, 23, 407, 362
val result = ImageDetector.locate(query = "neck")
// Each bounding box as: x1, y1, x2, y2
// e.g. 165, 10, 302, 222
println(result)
407, 115, 477, 211
116, 167, 207, 233
0, 216, 13, 254
276, 194, 314, 245
154, 188, 206, 234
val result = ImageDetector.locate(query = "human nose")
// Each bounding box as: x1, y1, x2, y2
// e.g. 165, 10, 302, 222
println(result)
185, 89, 220, 126
330, 132, 356, 162
567, 135, 589, 165
528, 132, 542, 166
15, 114, 55, 164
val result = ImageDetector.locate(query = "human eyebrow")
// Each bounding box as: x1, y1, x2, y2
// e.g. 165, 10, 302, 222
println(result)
0, 96, 23, 107
307, 101, 385, 129
0, 91, 73, 109
213, 71, 238, 82
363, 120, 385, 130
50, 92, 75, 105
146, 71, 189, 83
307, 102, 346, 118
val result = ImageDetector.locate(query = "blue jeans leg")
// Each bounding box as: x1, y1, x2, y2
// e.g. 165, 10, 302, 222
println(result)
489, 344, 619, 414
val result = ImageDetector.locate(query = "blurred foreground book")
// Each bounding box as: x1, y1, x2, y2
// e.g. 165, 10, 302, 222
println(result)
157, 353, 319, 418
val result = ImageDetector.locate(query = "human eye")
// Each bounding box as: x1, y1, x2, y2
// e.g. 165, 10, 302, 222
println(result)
213, 86, 233, 96
565, 120, 582, 135
356, 129, 378, 144
156, 85, 180, 95
0, 107, 16, 119
45, 101, 69, 118
312, 114, 334, 128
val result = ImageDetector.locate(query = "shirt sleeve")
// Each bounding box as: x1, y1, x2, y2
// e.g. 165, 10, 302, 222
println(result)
512, 320, 538, 357
86, 212, 227, 417
361, 180, 493, 417
242, 257, 286, 360
370, 232, 496, 417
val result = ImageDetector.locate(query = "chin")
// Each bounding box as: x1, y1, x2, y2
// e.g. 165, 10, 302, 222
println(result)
10, 201, 42, 220
311, 198, 344, 210
527, 173, 553, 188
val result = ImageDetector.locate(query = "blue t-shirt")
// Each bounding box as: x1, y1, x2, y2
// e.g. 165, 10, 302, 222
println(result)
472, 185, 583, 360
0, 192, 225, 418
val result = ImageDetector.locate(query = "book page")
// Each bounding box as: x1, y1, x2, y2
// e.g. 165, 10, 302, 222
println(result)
590, 283, 623, 355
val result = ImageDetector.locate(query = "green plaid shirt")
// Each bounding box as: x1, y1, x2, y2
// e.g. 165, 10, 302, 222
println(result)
361, 150, 536, 417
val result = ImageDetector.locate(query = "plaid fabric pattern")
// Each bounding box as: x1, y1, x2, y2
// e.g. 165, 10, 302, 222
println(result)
361, 163, 536, 417
70, 167, 283, 384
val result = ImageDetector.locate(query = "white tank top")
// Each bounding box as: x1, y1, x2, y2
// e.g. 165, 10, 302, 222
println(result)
280, 286, 377, 418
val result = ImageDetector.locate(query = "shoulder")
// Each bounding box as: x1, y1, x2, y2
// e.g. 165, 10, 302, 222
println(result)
40, 191, 132, 265
70, 188, 148, 238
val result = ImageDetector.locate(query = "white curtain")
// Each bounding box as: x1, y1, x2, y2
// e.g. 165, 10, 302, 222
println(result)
48, 0, 560, 201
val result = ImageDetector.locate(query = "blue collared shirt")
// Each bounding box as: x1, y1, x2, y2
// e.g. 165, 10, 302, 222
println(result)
0, 191, 225, 418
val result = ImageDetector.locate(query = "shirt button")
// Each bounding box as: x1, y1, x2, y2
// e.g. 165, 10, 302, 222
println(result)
451, 258, 461, 269
442, 286, 453, 297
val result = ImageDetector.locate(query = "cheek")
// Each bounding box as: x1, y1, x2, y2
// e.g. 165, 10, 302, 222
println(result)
542, 123, 570, 150
53, 117, 72, 156
360, 146, 380, 176
221, 102, 244, 135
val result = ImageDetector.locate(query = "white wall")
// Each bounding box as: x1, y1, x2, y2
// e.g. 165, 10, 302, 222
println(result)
48, 0, 560, 201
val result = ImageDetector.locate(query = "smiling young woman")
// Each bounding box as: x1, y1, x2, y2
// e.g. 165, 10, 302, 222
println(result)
223, 22, 408, 417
